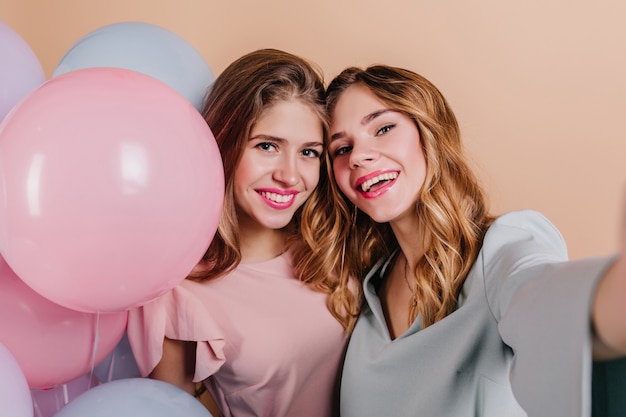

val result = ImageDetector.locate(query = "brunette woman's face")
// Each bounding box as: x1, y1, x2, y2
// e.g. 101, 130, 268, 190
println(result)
234, 99, 323, 231
328, 84, 426, 224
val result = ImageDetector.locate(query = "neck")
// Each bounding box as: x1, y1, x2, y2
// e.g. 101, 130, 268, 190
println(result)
238, 223, 288, 263
389, 214, 426, 268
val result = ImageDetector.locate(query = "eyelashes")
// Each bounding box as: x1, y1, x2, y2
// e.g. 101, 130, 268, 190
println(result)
376, 123, 396, 136
330, 123, 397, 158
256, 142, 322, 159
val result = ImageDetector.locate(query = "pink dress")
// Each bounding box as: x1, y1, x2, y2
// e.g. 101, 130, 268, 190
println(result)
127, 251, 347, 417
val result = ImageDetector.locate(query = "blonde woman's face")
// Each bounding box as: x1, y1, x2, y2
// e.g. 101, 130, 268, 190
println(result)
234, 99, 323, 231
328, 84, 426, 225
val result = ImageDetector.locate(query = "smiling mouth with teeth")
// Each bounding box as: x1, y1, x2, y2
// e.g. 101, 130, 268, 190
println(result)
360, 172, 399, 192
259, 191, 295, 203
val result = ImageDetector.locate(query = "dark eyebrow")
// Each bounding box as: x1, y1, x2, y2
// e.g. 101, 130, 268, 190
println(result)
330, 109, 395, 141
363, 109, 394, 124
249, 134, 286, 143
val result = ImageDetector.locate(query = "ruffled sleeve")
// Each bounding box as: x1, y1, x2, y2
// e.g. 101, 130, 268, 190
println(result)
127, 281, 226, 382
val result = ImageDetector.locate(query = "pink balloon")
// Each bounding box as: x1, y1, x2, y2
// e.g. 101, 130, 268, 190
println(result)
0, 67, 224, 312
0, 21, 46, 122
0, 343, 33, 417
0, 255, 128, 389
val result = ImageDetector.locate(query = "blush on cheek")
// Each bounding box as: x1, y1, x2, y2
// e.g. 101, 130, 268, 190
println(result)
304, 168, 321, 189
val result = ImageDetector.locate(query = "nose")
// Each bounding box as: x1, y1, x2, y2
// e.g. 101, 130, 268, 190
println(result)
349, 142, 377, 168
272, 154, 299, 186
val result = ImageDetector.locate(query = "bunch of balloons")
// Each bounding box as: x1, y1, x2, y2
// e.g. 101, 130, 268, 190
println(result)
0, 20, 223, 417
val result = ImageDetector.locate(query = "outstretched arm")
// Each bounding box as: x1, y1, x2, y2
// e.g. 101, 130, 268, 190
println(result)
592, 192, 626, 360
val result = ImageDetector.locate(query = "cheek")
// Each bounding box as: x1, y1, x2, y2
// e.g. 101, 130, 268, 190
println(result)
338, 177, 351, 194
232, 162, 258, 200
234, 157, 264, 184
332, 162, 352, 193
303, 165, 321, 188
298, 157, 321, 181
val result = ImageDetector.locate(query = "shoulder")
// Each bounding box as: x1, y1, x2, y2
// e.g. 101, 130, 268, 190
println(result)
488, 209, 562, 237
477, 210, 569, 292
482, 209, 567, 260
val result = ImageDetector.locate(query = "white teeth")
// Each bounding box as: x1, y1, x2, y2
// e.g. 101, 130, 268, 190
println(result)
260, 191, 295, 203
360, 172, 398, 192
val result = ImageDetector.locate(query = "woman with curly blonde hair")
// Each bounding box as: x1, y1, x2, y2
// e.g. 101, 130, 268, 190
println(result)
325, 64, 626, 417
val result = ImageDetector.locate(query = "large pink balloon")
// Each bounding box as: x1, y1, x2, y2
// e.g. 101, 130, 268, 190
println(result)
0, 67, 224, 312
0, 21, 45, 122
0, 256, 128, 389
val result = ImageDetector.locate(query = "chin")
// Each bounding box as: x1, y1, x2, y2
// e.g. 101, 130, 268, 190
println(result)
360, 210, 389, 224
361, 207, 404, 224
257, 216, 294, 230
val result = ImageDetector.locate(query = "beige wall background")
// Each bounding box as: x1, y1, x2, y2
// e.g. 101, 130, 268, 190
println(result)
2, 0, 625, 259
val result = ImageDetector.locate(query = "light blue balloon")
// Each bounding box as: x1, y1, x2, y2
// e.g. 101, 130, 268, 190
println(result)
0, 343, 33, 417
53, 378, 213, 417
53, 22, 214, 110
0, 21, 45, 123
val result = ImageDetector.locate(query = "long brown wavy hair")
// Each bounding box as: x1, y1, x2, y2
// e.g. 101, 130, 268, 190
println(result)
189, 49, 361, 331
325, 65, 495, 328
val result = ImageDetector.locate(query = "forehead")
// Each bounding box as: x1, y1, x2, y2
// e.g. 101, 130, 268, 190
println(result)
252, 99, 323, 140
330, 84, 387, 129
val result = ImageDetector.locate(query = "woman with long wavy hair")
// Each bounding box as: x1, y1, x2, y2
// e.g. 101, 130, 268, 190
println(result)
325, 64, 626, 417
127, 49, 361, 417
